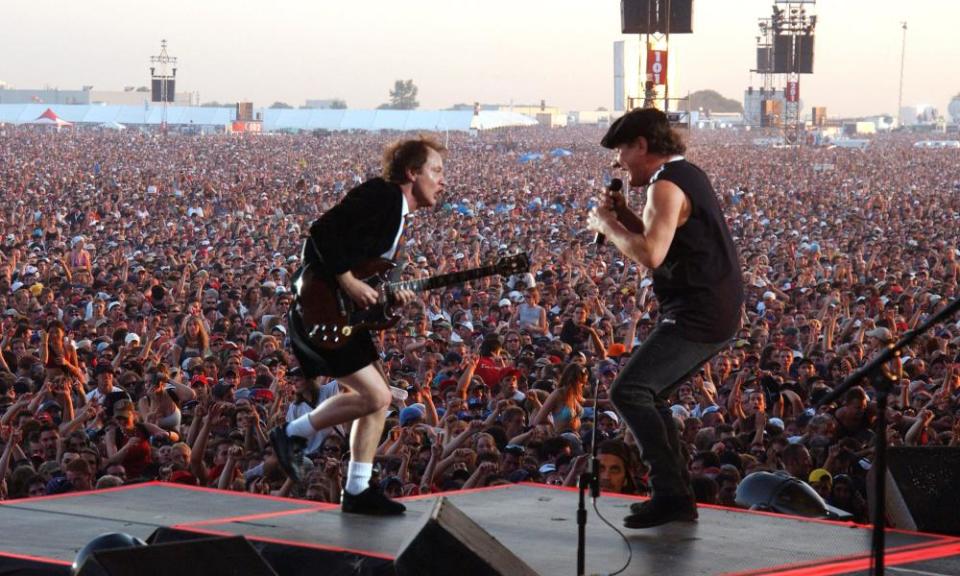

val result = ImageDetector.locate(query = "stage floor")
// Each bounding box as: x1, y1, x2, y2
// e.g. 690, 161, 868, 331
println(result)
1, 482, 958, 575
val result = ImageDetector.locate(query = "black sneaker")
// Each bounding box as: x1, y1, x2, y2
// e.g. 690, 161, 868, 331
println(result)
624, 495, 698, 529
341, 487, 407, 516
269, 425, 306, 482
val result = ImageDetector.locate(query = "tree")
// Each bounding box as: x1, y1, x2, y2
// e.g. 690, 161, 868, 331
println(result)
688, 90, 743, 114
269, 101, 293, 109
329, 99, 347, 109
381, 79, 419, 110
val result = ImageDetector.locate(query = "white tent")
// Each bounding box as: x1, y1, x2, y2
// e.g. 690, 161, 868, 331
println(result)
99, 121, 126, 130
30, 108, 72, 128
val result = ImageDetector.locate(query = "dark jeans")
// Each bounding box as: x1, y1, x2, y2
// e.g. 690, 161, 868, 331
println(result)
610, 322, 729, 499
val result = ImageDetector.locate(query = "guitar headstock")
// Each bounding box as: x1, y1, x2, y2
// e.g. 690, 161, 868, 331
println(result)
495, 252, 531, 276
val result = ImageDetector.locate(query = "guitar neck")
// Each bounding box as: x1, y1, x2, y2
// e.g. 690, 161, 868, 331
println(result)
390, 264, 501, 294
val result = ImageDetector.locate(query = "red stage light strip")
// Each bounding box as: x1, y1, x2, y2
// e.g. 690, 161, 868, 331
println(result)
725, 541, 960, 576
0, 551, 73, 566
0, 481, 147, 504
0, 481, 335, 508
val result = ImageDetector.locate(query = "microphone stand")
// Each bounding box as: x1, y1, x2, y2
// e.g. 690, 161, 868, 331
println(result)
577, 372, 604, 576
818, 294, 960, 576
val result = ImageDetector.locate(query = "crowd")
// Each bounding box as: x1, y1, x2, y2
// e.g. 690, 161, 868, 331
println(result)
1, 125, 959, 526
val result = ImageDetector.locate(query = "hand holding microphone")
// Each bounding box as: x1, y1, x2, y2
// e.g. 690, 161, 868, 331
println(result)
593, 178, 623, 245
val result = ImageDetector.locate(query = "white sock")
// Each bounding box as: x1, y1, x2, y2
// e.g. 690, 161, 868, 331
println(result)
345, 461, 373, 495
285, 414, 316, 439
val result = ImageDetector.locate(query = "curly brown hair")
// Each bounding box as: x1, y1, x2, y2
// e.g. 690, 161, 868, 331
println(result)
381, 135, 446, 184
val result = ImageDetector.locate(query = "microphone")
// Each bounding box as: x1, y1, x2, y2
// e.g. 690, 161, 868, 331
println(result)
594, 178, 623, 246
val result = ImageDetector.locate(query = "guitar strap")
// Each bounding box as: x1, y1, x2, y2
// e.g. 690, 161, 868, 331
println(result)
387, 214, 413, 282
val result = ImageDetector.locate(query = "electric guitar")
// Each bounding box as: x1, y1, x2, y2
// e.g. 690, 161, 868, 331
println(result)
293, 253, 530, 351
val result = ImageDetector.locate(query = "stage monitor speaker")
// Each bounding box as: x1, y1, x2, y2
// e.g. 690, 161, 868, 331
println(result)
666, 0, 693, 34
237, 102, 254, 122
621, 0, 652, 34
621, 0, 693, 34
773, 35, 793, 73
795, 34, 815, 74
773, 34, 814, 74
79, 533, 277, 576
756, 46, 773, 73
394, 497, 540, 576
150, 79, 176, 103
870, 447, 960, 536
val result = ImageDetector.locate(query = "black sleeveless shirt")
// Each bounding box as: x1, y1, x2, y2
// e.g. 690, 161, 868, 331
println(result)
649, 159, 744, 342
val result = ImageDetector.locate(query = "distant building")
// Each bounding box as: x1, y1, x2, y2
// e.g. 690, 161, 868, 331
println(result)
90, 89, 195, 106
0, 87, 90, 105
613, 40, 641, 112
567, 110, 612, 126
0, 86, 193, 106
899, 106, 918, 127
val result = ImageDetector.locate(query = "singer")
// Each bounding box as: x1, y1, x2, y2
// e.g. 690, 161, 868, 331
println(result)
587, 108, 744, 529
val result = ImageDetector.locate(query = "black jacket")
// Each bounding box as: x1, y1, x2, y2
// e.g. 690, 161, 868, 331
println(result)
307, 178, 404, 274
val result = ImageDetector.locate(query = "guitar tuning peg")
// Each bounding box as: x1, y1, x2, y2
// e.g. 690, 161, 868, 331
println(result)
333, 336, 340, 343
322, 334, 328, 341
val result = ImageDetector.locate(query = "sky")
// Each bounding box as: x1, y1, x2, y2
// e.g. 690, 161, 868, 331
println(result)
1, 0, 957, 117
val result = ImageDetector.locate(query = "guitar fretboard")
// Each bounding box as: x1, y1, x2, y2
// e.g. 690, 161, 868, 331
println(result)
389, 265, 500, 294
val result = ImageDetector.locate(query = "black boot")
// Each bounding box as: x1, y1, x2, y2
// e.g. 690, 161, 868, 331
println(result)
618, 404, 692, 527
625, 493, 698, 528
341, 487, 406, 516
269, 425, 306, 482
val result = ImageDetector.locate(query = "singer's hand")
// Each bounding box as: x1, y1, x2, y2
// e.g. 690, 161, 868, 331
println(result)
587, 200, 617, 237
602, 189, 627, 212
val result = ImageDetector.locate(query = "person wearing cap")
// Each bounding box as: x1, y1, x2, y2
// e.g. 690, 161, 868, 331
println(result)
598, 410, 621, 435
285, 367, 345, 456
808, 468, 833, 500
586, 108, 745, 529
104, 399, 170, 480
86, 362, 124, 405
274, 136, 447, 517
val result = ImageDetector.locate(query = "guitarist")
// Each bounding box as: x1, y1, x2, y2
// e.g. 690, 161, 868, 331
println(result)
271, 136, 446, 516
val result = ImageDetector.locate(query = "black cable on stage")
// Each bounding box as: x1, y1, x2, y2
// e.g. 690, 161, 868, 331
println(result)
591, 497, 633, 576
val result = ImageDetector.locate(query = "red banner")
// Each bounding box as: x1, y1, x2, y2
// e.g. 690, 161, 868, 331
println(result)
786, 80, 800, 103
647, 49, 668, 85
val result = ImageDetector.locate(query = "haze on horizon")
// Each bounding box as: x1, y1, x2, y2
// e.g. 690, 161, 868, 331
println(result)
1, 0, 956, 118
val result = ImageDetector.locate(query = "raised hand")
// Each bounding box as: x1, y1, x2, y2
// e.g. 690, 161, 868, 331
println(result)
453, 448, 474, 462
476, 461, 498, 478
